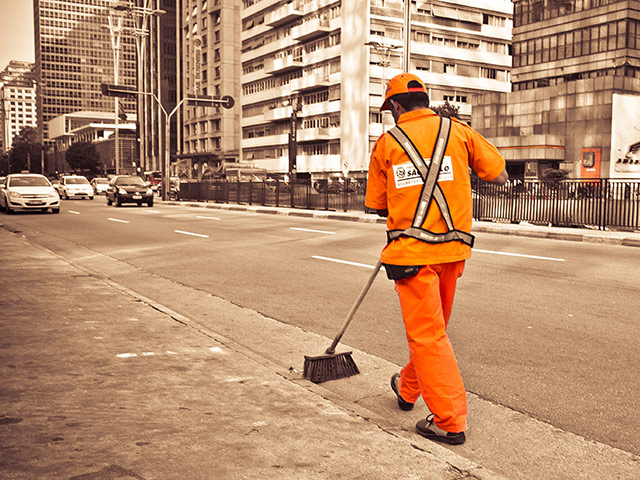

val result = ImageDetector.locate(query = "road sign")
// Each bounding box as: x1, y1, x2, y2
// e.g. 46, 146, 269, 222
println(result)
100, 83, 138, 98
186, 94, 234, 109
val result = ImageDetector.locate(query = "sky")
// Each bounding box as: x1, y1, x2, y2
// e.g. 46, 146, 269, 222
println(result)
0, 0, 35, 69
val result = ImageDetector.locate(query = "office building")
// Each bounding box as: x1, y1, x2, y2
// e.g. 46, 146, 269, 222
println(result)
472, 0, 640, 179
240, 0, 512, 181
0, 61, 37, 153
34, 0, 137, 168
175, 0, 241, 180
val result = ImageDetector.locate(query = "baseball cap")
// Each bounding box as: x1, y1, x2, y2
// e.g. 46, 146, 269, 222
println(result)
380, 73, 428, 111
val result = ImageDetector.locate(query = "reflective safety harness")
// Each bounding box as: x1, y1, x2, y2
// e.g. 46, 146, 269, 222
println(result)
386, 117, 475, 248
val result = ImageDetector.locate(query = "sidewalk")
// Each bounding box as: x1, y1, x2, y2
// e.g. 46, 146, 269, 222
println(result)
164, 199, 640, 248
0, 228, 501, 480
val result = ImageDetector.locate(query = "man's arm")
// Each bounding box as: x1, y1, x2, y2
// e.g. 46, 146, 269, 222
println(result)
487, 168, 508, 185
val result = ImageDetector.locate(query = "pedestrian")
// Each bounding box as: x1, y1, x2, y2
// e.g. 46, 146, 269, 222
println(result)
365, 73, 508, 445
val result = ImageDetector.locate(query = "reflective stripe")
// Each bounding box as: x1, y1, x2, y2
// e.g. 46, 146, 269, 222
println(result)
387, 118, 474, 248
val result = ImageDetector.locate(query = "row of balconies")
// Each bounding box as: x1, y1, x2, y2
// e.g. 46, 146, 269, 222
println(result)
242, 126, 339, 149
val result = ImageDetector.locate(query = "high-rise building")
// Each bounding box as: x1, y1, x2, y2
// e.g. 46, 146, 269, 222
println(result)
0, 61, 37, 153
240, 0, 513, 181
33, 0, 137, 146
472, 0, 640, 179
175, 0, 241, 179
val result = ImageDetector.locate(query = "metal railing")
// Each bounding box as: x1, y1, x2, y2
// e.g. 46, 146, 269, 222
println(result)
176, 178, 640, 231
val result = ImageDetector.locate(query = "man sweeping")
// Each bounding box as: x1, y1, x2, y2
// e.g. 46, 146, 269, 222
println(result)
365, 73, 508, 445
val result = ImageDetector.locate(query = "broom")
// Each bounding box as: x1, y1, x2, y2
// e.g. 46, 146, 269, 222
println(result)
303, 259, 382, 383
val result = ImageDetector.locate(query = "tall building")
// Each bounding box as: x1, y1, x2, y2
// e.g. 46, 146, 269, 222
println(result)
175, 0, 241, 179
239, 0, 513, 181
472, 0, 640, 179
33, 0, 137, 149
0, 61, 37, 153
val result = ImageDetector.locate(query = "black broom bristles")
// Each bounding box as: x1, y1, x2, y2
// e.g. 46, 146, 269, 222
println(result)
303, 351, 359, 384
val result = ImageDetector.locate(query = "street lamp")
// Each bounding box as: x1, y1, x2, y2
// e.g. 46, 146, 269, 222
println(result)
112, 0, 165, 174
403, 0, 412, 71
283, 95, 302, 183
105, 7, 127, 174
366, 41, 401, 132
100, 82, 233, 200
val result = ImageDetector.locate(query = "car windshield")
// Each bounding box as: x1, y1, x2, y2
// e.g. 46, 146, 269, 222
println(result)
66, 177, 89, 184
9, 176, 50, 187
116, 176, 145, 186
94, 178, 108, 184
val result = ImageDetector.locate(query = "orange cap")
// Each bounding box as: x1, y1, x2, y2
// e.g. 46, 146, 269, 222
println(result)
380, 73, 428, 111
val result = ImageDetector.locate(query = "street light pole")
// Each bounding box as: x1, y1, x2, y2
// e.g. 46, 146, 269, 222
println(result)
403, 0, 412, 71
106, 10, 125, 174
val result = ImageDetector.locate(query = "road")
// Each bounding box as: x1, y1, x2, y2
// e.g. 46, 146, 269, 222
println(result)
2, 198, 639, 458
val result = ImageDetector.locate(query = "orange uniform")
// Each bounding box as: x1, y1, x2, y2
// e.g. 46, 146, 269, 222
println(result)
366, 107, 505, 433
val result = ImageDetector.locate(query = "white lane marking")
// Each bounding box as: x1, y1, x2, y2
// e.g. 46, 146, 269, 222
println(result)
117, 353, 137, 358
196, 215, 221, 220
68, 210, 80, 215
175, 230, 209, 238
146, 210, 161, 214
209, 347, 227, 354
291, 227, 336, 235
312, 256, 380, 269
474, 249, 565, 262
108, 217, 130, 224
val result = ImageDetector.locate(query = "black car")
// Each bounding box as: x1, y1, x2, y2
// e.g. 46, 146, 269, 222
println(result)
106, 175, 154, 207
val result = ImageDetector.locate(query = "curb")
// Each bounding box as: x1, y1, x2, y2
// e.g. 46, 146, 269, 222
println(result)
163, 200, 640, 247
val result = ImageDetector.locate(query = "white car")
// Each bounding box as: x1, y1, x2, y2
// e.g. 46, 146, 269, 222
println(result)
59, 175, 94, 200
90, 177, 110, 195
0, 173, 60, 214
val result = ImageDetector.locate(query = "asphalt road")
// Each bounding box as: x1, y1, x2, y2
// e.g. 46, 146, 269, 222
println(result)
2, 198, 639, 456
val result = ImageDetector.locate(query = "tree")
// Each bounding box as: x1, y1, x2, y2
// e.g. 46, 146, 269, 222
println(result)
8, 127, 42, 174
432, 100, 460, 119
65, 142, 100, 175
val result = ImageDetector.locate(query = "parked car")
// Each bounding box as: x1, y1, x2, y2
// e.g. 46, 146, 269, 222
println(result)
0, 173, 60, 214
59, 175, 94, 200
106, 175, 154, 207
90, 177, 110, 195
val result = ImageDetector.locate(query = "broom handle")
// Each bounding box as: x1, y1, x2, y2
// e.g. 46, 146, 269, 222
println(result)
325, 259, 383, 355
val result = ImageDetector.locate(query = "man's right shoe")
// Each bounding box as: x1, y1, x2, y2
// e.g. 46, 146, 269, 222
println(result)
416, 415, 466, 445
390, 373, 414, 411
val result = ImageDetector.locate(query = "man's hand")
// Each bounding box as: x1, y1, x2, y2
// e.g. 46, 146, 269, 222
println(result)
376, 209, 389, 218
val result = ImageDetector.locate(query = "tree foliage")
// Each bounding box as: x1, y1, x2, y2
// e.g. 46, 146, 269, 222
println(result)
432, 100, 460, 119
8, 127, 42, 174
65, 142, 100, 175
541, 168, 569, 183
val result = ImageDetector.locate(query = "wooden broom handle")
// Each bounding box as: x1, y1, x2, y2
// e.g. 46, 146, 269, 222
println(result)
325, 259, 383, 354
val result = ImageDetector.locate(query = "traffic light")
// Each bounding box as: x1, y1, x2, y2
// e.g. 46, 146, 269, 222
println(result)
100, 83, 137, 98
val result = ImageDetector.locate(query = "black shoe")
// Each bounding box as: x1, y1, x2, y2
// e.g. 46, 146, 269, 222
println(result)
416, 414, 466, 445
390, 373, 414, 411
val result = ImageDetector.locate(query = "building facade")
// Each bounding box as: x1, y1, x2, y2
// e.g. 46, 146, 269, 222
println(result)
33, 0, 137, 153
0, 61, 37, 153
472, 0, 640, 179
176, 0, 241, 180
239, 0, 512, 181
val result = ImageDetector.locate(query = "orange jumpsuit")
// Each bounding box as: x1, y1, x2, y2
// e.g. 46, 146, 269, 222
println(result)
365, 108, 505, 433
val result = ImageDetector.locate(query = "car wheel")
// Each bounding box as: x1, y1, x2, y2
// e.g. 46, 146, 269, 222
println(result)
116, 196, 122, 207
0, 202, 5, 212
147, 200, 154, 207
52, 208, 60, 214
6, 204, 13, 214
107, 196, 112, 205
89, 196, 94, 200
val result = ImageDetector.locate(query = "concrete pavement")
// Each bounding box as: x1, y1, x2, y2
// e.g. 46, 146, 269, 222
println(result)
2, 203, 640, 480
0, 227, 501, 480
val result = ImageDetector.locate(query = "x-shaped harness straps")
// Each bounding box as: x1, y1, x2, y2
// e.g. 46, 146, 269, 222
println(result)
386, 117, 474, 247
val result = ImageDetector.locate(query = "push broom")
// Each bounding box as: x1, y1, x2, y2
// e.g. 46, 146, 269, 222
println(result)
303, 259, 382, 384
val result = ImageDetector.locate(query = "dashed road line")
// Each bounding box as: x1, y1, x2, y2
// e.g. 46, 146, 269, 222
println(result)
196, 215, 221, 220
108, 218, 130, 224
175, 230, 209, 238
68, 210, 80, 215
312, 256, 379, 269
290, 227, 336, 235
474, 249, 565, 262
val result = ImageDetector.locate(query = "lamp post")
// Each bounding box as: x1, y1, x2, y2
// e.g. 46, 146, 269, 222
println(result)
365, 41, 401, 132
113, 0, 165, 174
403, 0, 412, 71
287, 96, 302, 183
106, 8, 126, 174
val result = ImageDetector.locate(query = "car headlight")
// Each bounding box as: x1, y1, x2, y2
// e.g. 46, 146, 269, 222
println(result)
118, 187, 128, 194
48, 191, 59, 199
8, 190, 22, 199
146, 188, 153, 194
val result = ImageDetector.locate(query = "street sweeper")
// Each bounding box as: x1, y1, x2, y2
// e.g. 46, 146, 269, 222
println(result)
365, 72, 508, 445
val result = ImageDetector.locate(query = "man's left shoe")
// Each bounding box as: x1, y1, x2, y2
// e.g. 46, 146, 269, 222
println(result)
390, 373, 414, 411
416, 415, 466, 445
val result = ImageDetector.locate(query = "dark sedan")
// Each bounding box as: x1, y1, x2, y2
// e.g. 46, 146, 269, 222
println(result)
106, 175, 154, 207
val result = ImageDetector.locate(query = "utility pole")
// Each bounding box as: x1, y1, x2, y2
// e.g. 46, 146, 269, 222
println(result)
106, 10, 125, 174
403, 0, 411, 71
